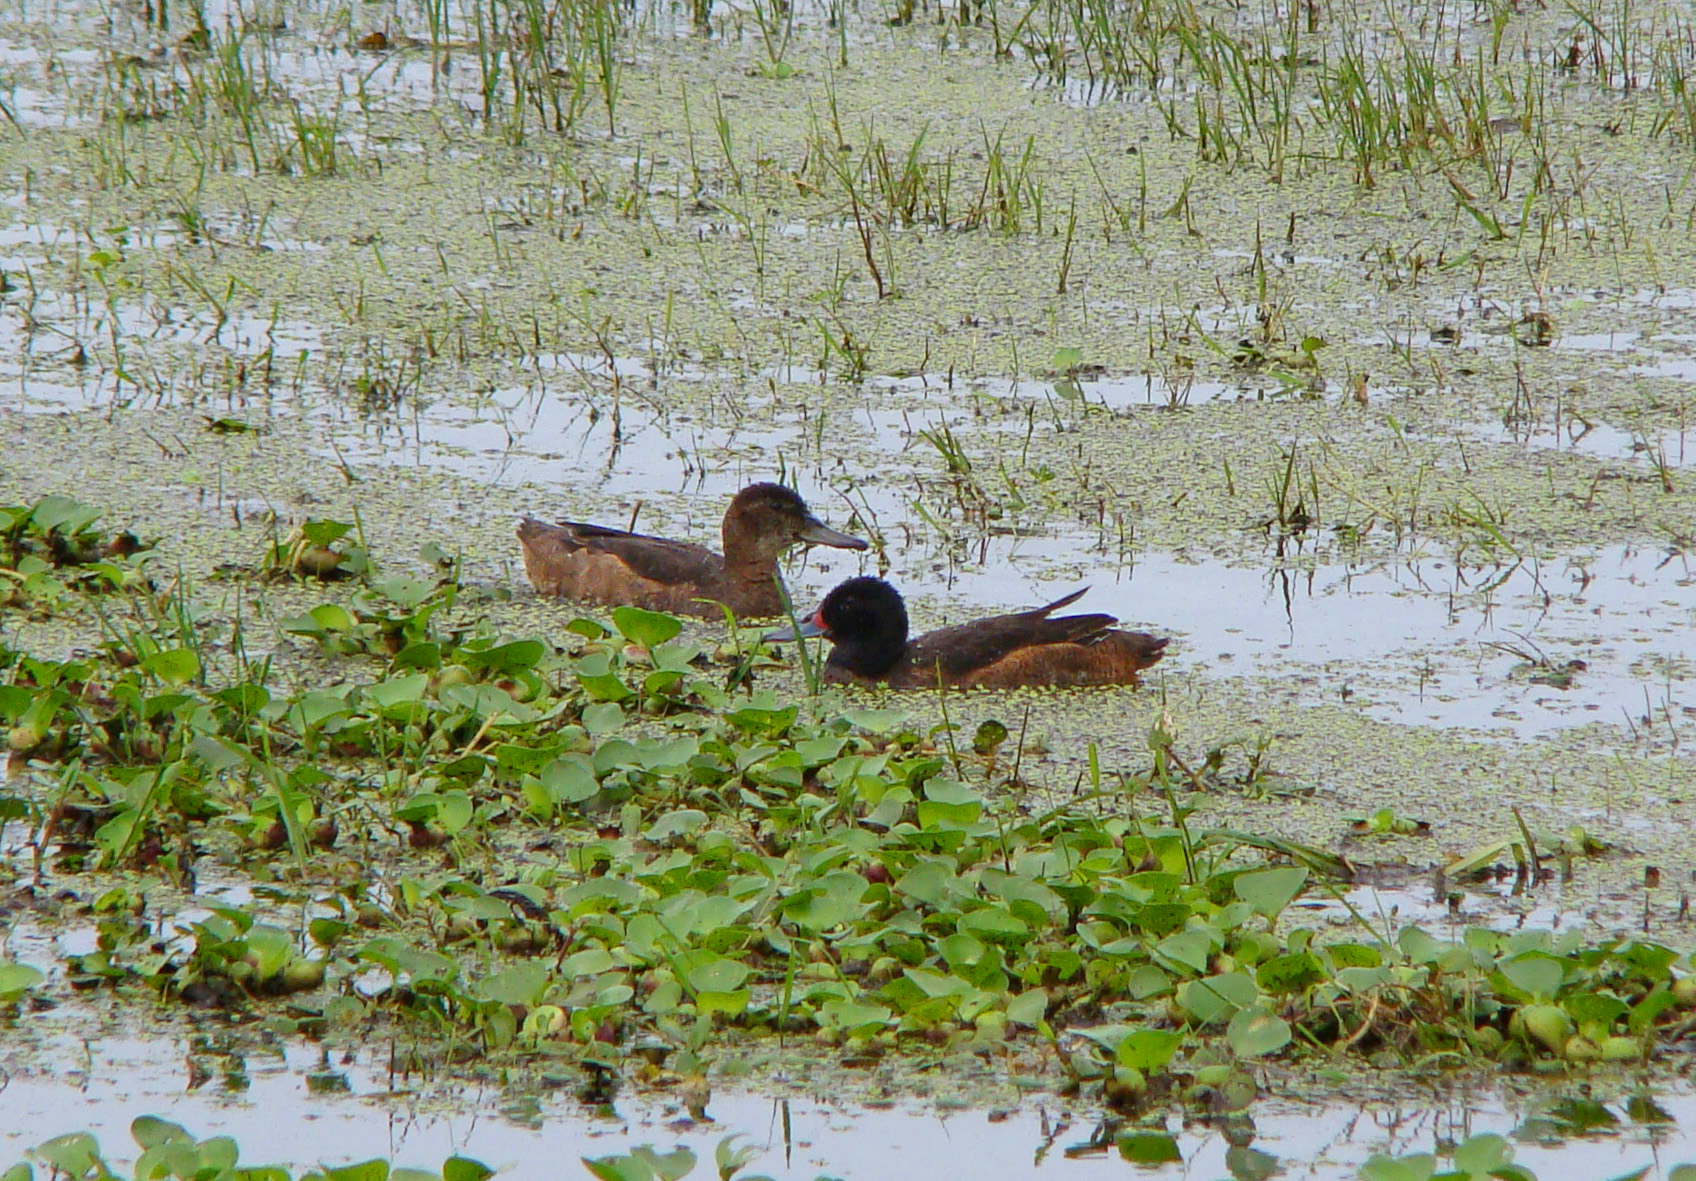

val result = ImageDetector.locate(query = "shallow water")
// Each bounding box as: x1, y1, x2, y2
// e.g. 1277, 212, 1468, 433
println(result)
6, 1033, 1696, 1179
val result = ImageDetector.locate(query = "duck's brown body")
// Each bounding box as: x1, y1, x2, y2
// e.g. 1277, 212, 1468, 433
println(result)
518, 484, 865, 620
775, 578, 1168, 689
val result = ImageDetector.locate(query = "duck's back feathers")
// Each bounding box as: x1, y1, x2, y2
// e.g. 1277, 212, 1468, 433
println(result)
911, 626, 1168, 689
908, 589, 1118, 682
517, 518, 730, 616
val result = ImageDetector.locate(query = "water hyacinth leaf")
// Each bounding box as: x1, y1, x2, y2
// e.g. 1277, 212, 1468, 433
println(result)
1397, 926, 1443, 964
439, 684, 531, 723
1226, 1007, 1291, 1057
1155, 928, 1214, 976
582, 701, 626, 735
634, 736, 699, 770
309, 604, 358, 632
561, 948, 616, 978
784, 874, 868, 932
917, 783, 983, 828
557, 877, 644, 911
130, 1116, 191, 1148
725, 701, 798, 737
140, 647, 201, 686
310, 919, 350, 950
357, 938, 458, 985
1444, 840, 1513, 880
540, 756, 599, 804
575, 652, 634, 702
0, 961, 44, 999
371, 575, 437, 610
643, 669, 684, 697
896, 861, 963, 908
190, 734, 251, 773
588, 740, 637, 776
394, 641, 442, 670
433, 753, 488, 785
441, 1158, 496, 1181
1256, 951, 1326, 995
1565, 990, 1629, 1029
651, 639, 702, 671
958, 905, 1029, 944
1133, 902, 1191, 938
582, 1155, 651, 1181
1631, 989, 1680, 1033
972, 719, 1008, 755
31, 1133, 106, 1177
938, 933, 987, 969
1356, 1153, 1437, 1181
839, 708, 910, 733
298, 519, 353, 549
1451, 1133, 1516, 1176
658, 893, 749, 938
436, 792, 474, 834
460, 639, 545, 675
796, 735, 847, 766
695, 989, 751, 1018
1127, 965, 1172, 999
905, 967, 977, 1000
814, 997, 892, 1033
1620, 942, 1678, 978
1006, 988, 1048, 1026
30, 495, 104, 536
476, 963, 550, 1006
1117, 1133, 1181, 1165
613, 606, 683, 649
1496, 953, 1566, 1002
0, 685, 33, 720
319, 1161, 390, 1181
1326, 942, 1383, 969
683, 955, 751, 995
245, 924, 294, 979
1232, 867, 1308, 919
1115, 1028, 1184, 1070
1334, 965, 1393, 993
588, 1146, 697, 1181
565, 615, 609, 640
1075, 1024, 1136, 1054
645, 809, 707, 840
1176, 972, 1258, 1024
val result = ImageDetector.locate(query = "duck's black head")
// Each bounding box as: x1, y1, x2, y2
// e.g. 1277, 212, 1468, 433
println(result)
814, 576, 909, 677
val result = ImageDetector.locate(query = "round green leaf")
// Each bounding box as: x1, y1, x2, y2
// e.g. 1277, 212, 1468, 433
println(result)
1226, 1006, 1290, 1057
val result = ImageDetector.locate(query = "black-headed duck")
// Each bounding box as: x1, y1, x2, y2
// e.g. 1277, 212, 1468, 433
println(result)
518, 483, 867, 620
769, 576, 1168, 688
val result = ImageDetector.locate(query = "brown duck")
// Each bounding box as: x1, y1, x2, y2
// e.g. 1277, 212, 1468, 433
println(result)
769, 576, 1168, 688
517, 483, 867, 619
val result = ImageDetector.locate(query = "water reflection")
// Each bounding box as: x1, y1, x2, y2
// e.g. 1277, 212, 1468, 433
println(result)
3, 1035, 1694, 1179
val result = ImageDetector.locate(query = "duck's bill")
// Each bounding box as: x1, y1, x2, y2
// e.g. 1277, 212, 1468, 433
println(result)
799, 517, 870, 550
764, 616, 825, 643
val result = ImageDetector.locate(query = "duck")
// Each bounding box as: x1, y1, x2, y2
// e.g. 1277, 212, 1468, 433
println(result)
517, 482, 867, 619
768, 576, 1168, 688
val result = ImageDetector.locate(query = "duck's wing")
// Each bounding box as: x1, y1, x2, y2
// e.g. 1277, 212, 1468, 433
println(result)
907, 589, 1119, 680
519, 518, 721, 586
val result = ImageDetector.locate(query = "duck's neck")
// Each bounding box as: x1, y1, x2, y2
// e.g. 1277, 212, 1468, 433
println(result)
720, 547, 779, 586
721, 523, 781, 585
